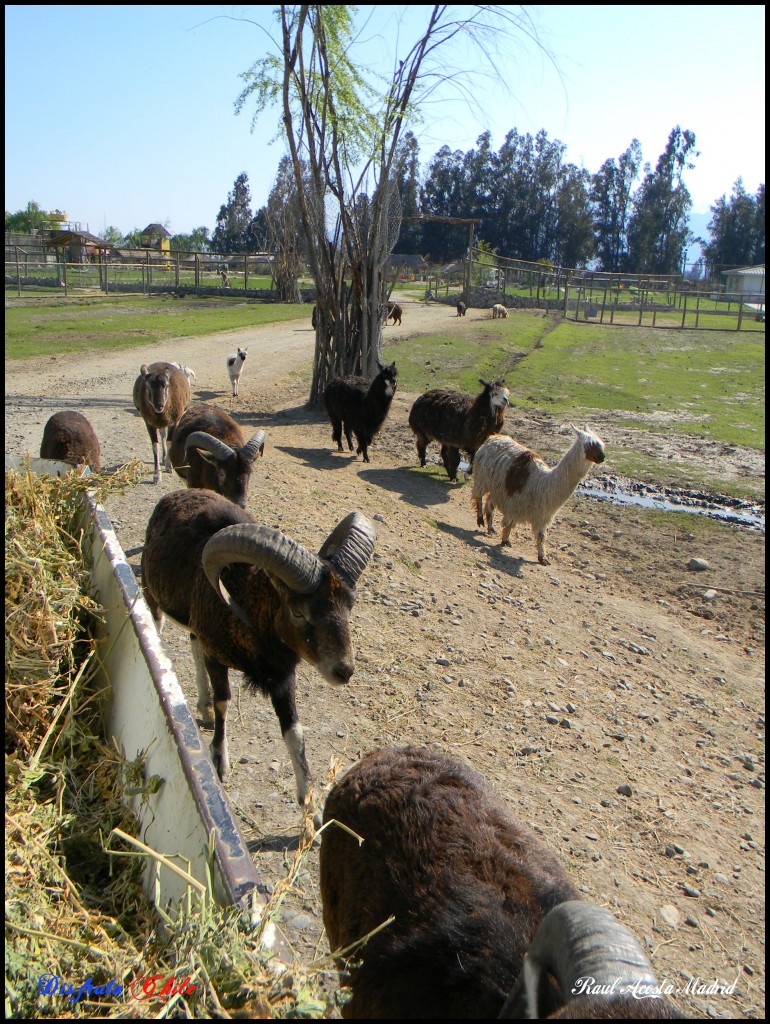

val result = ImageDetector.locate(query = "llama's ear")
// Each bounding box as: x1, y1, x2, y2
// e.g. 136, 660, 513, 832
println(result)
571, 423, 579, 434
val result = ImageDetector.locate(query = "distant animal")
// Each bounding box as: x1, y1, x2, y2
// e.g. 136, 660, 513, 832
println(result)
170, 362, 197, 383
408, 379, 510, 482
471, 426, 606, 564
386, 302, 402, 326
320, 745, 685, 1020
219, 267, 230, 288
323, 361, 398, 463
132, 361, 191, 484
141, 490, 376, 819
456, 301, 467, 316
226, 347, 248, 397
492, 303, 509, 319
39, 410, 101, 471
168, 403, 265, 508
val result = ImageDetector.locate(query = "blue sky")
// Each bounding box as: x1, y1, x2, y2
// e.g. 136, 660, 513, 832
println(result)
5, 5, 765, 242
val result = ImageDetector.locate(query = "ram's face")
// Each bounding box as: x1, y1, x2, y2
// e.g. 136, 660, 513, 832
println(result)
272, 570, 357, 685
145, 372, 171, 414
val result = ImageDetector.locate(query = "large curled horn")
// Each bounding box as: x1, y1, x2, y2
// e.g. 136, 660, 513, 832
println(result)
185, 431, 235, 462
202, 524, 324, 624
318, 511, 376, 588
241, 429, 266, 463
498, 901, 661, 1018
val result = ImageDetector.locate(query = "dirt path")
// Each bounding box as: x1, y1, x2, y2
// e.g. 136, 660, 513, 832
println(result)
5, 300, 765, 1018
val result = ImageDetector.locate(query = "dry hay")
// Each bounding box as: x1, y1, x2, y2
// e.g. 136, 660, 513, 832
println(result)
5, 463, 335, 1018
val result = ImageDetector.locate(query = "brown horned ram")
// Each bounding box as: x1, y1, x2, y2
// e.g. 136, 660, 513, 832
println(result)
321, 746, 685, 1019
141, 490, 376, 820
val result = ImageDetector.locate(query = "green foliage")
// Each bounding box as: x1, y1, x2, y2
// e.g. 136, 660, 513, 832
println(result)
702, 179, 765, 269
625, 126, 698, 274
383, 311, 764, 498
235, 6, 381, 162
6, 200, 63, 233
210, 172, 256, 253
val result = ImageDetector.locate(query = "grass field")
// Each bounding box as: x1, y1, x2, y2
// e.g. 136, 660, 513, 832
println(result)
383, 316, 764, 452
5, 293, 764, 494
5, 294, 315, 359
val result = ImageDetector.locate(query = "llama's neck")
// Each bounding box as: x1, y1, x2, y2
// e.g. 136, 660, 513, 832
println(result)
545, 437, 592, 504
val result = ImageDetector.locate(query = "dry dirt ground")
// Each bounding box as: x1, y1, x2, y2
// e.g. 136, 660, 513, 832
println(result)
5, 300, 765, 1018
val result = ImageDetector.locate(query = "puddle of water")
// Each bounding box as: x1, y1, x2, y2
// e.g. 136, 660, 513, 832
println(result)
578, 475, 765, 531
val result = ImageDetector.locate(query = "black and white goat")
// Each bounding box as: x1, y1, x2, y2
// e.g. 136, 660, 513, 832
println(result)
141, 490, 376, 818
408, 379, 510, 481
320, 746, 685, 1020
227, 347, 248, 397
168, 403, 265, 508
471, 425, 605, 564
132, 362, 191, 484
39, 410, 101, 471
323, 361, 398, 463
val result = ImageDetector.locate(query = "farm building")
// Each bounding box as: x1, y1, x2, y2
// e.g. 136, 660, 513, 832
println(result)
389, 253, 429, 280
139, 223, 171, 253
722, 264, 765, 299
44, 230, 113, 263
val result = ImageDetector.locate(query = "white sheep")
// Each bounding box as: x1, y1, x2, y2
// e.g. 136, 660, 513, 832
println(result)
491, 303, 509, 319
471, 425, 605, 564
170, 362, 197, 383
226, 347, 248, 397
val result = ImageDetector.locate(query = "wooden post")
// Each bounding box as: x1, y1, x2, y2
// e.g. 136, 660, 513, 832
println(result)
244, 255, 249, 292
62, 258, 68, 297
15, 245, 21, 297
680, 292, 687, 328
600, 288, 607, 324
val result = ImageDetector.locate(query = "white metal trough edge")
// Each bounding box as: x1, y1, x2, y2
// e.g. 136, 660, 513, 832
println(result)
83, 490, 267, 915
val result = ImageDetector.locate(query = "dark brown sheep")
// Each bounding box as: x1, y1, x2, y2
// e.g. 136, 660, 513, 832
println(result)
320, 746, 685, 1019
39, 410, 101, 471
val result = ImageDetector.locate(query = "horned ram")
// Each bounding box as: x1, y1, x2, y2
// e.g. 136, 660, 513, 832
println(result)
169, 403, 265, 508
320, 745, 685, 1019
141, 490, 376, 819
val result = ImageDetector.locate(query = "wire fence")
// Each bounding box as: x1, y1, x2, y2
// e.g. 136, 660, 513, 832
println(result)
5, 243, 765, 334
428, 251, 766, 332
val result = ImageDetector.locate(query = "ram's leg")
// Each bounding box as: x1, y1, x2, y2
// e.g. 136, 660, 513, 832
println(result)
270, 676, 318, 824
160, 426, 172, 474
330, 417, 343, 451
146, 423, 162, 484
190, 634, 214, 726
344, 424, 355, 451
204, 658, 230, 780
